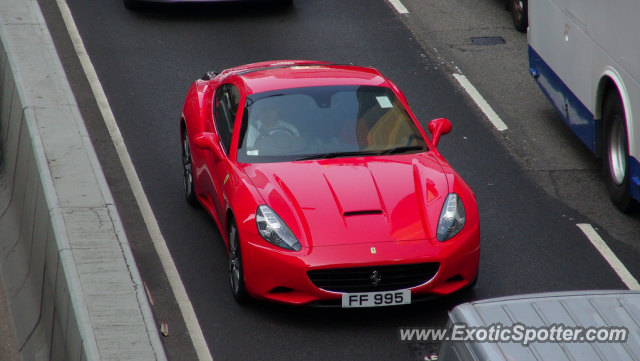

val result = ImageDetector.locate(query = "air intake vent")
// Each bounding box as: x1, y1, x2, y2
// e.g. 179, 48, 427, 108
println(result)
343, 210, 383, 217
308, 262, 440, 293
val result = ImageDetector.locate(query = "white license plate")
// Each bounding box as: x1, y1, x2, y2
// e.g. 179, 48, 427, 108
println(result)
342, 289, 411, 308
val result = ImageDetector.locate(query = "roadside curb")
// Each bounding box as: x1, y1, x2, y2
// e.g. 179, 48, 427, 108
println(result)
0, 0, 167, 359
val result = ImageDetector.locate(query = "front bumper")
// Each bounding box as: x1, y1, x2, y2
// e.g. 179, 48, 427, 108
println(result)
240, 221, 480, 306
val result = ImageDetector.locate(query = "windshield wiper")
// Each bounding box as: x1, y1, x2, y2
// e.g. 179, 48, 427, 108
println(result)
246, 93, 284, 108
296, 146, 425, 161
296, 150, 380, 161
377, 145, 424, 155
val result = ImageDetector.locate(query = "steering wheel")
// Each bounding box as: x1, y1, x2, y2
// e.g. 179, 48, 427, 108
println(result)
254, 126, 298, 144
406, 134, 425, 146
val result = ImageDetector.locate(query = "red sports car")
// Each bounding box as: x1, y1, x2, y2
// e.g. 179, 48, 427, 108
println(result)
180, 60, 480, 307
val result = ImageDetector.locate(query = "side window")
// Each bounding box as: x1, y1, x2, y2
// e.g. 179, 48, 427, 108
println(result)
214, 84, 241, 153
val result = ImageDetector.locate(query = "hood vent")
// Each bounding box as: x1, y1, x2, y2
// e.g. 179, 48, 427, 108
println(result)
343, 210, 383, 217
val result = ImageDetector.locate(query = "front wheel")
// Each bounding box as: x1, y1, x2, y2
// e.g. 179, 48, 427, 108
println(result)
511, 0, 528, 33
182, 128, 198, 207
228, 220, 250, 303
467, 273, 478, 289
603, 91, 637, 212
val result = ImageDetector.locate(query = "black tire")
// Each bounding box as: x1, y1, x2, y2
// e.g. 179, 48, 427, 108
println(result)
468, 273, 478, 289
511, 0, 528, 33
276, 0, 294, 5
123, 0, 141, 10
228, 220, 250, 303
603, 91, 638, 212
181, 127, 198, 207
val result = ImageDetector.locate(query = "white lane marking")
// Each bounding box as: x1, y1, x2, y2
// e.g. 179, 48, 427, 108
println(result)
577, 224, 640, 290
388, 0, 409, 14
453, 73, 508, 131
54, 0, 214, 360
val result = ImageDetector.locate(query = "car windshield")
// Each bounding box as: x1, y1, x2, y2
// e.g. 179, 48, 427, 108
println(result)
237, 85, 427, 163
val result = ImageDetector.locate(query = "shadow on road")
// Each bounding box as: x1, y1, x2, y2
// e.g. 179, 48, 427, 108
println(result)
126, 1, 296, 20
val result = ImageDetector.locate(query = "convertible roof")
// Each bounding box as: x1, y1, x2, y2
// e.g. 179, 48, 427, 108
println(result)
227, 61, 390, 94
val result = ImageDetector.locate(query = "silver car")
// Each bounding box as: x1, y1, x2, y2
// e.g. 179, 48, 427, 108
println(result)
439, 290, 640, 360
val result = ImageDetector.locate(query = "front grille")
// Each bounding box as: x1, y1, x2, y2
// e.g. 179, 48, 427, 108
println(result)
307, 262, 440, 293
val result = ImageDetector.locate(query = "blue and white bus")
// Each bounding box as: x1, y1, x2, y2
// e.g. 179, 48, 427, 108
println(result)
528, 0, 640, 211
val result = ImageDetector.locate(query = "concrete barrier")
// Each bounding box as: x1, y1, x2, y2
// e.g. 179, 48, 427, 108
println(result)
0, 0, 167, 360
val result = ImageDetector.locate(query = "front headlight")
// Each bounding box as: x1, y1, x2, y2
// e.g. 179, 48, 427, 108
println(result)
256, 205, 302, 251
436, 193, 466, 242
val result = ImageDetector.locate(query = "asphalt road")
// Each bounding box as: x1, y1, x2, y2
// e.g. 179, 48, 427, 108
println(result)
37, 0, 640, 359
398, 0, 640, 251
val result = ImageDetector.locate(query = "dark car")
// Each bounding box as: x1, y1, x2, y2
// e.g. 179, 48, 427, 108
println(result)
508, 0, 528, 33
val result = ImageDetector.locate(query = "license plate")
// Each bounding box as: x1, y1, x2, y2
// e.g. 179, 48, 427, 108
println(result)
342, 289, 411, 308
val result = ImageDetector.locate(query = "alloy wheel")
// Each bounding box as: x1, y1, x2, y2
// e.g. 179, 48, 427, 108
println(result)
609, 115, 626, 185
513, 0, 523, 21
229, 224, 241, 294
182, 130, 193, 196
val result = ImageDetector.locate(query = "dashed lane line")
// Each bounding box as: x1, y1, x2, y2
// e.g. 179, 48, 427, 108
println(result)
577, 223, 640, 290
453, 73, 508, 131
389, 0, 409, 14
54, 0, 214, 359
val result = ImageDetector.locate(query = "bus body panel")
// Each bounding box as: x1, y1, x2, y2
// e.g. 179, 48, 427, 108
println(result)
528, 47, 595, 152
529, 0, 640, 203
588, 0, 640, 88
528, 0, 593, 151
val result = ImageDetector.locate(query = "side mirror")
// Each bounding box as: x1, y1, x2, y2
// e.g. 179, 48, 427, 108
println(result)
428, 118, 452, 148
194, 132, 225, 158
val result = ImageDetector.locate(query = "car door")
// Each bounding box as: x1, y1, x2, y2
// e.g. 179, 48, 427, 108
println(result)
209, 83, 242, 218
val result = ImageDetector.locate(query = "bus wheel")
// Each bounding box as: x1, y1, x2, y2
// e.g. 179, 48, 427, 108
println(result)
603, 91, 637, 212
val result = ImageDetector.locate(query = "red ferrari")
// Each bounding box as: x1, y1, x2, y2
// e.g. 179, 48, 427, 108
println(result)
180, 60, 480, 307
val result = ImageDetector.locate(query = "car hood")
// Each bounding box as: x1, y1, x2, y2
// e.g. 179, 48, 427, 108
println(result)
242, 153, 449, 247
